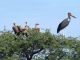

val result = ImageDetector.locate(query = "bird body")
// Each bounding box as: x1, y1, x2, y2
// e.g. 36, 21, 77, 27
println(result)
57, 18, 70, 33
57, 12, 76, 33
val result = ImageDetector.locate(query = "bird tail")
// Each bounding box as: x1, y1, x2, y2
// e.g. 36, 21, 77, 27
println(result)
57, 28, 60, 33
57, 30, 59, 33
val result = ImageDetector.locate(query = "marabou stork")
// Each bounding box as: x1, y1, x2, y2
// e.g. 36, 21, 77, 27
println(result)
57, 12, 76, 33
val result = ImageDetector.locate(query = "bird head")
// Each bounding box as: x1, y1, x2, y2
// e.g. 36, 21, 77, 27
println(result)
25, 22, 27, 24
35, 23, 39, 25
13, 22, 16, 25
68, 12, 76, 19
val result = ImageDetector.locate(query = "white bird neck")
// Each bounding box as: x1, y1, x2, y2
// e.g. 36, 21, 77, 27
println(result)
68, 18, 71, 22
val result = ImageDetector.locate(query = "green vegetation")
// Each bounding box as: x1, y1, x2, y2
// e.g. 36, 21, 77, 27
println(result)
0, 29, 80, 60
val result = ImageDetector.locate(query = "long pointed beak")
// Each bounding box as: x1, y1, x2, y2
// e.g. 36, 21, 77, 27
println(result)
68, 12, 76, 19
71, 14, 76, 18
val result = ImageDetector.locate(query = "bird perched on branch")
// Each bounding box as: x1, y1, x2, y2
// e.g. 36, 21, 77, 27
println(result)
57, 12, 76, 33
34, 23, 40, 32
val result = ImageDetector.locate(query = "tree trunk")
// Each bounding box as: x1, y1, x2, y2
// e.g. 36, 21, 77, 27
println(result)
27, 58, 32, 60
26, 54, 33, 60
22, 46, 43, 60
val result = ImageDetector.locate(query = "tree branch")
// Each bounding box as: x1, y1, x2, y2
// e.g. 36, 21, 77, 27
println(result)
33, 47, 43, 54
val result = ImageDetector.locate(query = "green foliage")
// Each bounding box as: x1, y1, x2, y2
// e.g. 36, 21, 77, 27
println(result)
0, 29, 55, 60
0, 29, 80, 60
47, 35, 80, 60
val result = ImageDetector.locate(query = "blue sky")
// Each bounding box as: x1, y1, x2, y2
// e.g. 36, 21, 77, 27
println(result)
0, 0, 80, 37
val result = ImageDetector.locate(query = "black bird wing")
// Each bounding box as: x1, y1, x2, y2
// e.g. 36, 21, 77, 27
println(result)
57, 18, 70, 33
